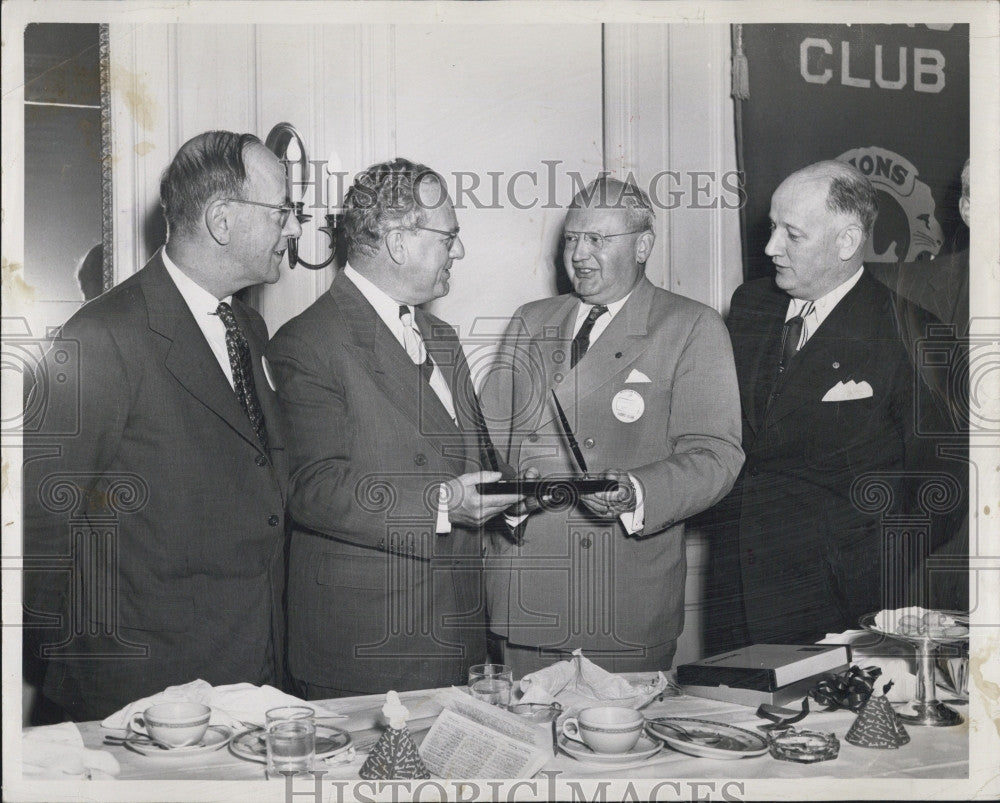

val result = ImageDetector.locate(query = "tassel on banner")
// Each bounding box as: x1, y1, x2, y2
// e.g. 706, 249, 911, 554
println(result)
732, 24, 750, 101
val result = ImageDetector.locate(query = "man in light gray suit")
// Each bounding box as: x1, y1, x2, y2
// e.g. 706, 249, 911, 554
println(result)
481, 177, 744, 677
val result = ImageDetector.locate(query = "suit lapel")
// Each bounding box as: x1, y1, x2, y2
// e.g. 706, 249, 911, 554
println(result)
234, 301, 289, 500
745, 291, 789, 434
143, 255, 263, 452
764, 274, 877, 427
416, 308, 467, 437
332, 273, 463, 461
549, 279, 655, 431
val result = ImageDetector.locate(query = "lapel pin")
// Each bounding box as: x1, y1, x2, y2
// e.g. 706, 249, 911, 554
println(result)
832, 361, 840, 369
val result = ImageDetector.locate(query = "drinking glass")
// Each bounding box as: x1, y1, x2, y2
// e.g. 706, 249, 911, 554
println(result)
265, 707, 316, 778
468, 663, 513, 708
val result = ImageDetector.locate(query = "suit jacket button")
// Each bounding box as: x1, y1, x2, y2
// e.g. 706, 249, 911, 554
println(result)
378, 537, 386, 550
554, 373, 563, 383
580, 537, 592, 549
268, 514, 280, 526
528, 434, 539, 443
255, 455, 268, 467
583, 438, 595, 448
414, 453, 427, 466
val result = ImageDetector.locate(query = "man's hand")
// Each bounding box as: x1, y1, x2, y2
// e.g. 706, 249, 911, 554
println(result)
507, 466, 542, 517
580, 469, 636, 519
445, 471, 524, 528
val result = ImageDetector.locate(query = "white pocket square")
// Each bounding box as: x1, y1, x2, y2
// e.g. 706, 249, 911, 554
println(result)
625, 369, 651, 384
822, 379, 873, 402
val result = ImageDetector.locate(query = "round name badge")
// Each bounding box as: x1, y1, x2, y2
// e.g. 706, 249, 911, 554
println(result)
611, 389, 644, 423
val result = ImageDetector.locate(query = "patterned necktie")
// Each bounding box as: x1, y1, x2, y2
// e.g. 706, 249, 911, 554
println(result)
777, 301, 814, 376
399, 305, 434, 383
570, 304, 609, 368
216, 302, 269, 450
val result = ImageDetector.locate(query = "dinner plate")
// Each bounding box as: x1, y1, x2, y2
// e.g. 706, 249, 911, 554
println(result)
124, 725, 232, 757
645, 718, 768, 760
558, 733, 662, 768
229, 723, 352, 764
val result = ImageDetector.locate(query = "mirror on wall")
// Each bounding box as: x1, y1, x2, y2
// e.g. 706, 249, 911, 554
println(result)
24, 23, 113, 322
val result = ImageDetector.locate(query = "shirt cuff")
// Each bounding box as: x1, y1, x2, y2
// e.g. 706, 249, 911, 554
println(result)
618, 473, 644, 534
437, 483, 452, 534
504, 512, 529, 528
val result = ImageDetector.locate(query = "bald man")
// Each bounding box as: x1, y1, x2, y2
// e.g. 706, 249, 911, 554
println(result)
711, 161, 955, 648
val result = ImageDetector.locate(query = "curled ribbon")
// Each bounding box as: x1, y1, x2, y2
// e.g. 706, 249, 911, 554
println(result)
755, 697, 810, 731
809, 665, 882, 712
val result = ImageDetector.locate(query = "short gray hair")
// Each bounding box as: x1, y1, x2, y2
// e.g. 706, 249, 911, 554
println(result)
960, 157, 970, 202
342, 158, 444, 260
801, 160, 878, 239
570, 176, 655, 231
160, 131, 262, 237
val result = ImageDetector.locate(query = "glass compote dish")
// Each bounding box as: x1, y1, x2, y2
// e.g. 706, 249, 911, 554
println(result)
859, 608, 969, 727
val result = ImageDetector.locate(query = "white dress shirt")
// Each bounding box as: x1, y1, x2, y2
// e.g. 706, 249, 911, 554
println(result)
508, 291, 645, 535
786, 266, 864, 349
343, 264, 457, 533
161, 248, 235, 388
343, 265, 456, 420
570, 294, 645, 534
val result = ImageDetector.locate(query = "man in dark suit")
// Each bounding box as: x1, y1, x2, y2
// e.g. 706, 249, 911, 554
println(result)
480, 178, 744, 677
267, 159, 520, 698
23, 131, 300, 720
714, 160, 956, 648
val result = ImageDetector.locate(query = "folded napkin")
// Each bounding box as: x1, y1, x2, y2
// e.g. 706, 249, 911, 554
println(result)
101, 679, 342, 733
22, 721, 120, 780
518, 649, 667, 714
818, 629, 966, 703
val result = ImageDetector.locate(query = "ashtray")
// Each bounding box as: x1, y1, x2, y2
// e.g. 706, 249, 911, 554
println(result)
767, 727, 839, 763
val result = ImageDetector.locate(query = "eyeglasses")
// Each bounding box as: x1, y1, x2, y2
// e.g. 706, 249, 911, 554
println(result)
563, 229, 648, 251
222, 198, 295, 227
411, 225, 461, 250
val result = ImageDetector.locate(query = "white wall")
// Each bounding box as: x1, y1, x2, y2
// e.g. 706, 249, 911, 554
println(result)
110, 23, 603, 337
109, 22, 741, 664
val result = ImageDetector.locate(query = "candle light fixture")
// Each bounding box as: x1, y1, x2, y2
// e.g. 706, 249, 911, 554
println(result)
264, 122, 339, 270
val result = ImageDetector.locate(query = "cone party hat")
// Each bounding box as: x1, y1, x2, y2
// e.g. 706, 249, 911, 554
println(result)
845, 683, 910, 749
359, 691, 431, 779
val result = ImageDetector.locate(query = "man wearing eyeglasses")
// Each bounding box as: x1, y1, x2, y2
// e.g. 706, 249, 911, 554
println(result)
267, 158, 521, 698
480, 177, 743, 676
23, 130, 301, 720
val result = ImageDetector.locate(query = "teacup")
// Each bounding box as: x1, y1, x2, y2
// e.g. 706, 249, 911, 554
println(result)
561, 706, 644, 754
130, 702, 211, 748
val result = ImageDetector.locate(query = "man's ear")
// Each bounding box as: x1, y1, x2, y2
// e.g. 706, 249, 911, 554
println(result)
959, 196, 970, 228
837, 222, 864, 262
205, 200, 231, 246
635, 230, 655, 265
385, 228, 407, 265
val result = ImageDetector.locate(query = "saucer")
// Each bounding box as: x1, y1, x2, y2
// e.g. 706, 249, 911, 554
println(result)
558, 733, 662, 768
645, 718, 768, 759
124, 725, 231, 757
230, 723, 352, 764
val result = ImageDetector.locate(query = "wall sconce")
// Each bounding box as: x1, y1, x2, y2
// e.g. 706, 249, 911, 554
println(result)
264, 122, 339, 270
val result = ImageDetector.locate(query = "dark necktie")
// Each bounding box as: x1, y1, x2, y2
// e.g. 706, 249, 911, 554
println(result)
216, 302, 269, 451
777, 301, 814, 377
571, 304, 609, 368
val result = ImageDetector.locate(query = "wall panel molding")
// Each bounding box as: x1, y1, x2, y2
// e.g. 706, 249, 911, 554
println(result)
358, 24, 397, 168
